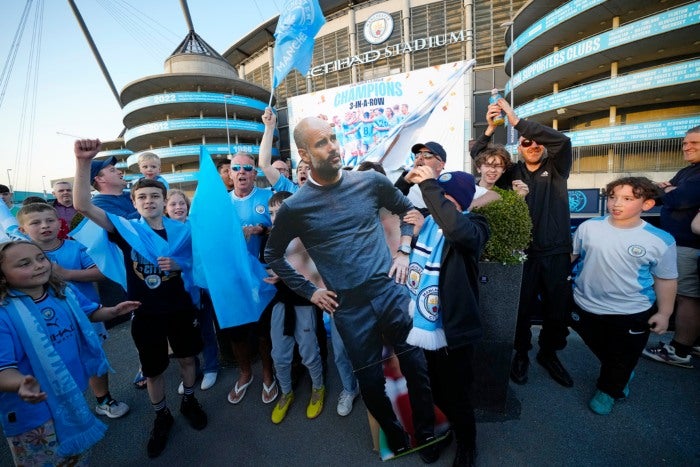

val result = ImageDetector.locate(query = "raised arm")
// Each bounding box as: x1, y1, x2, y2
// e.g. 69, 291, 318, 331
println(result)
72, 139, 115, 232
258, 108, 281, 186
500, 98, 572, 177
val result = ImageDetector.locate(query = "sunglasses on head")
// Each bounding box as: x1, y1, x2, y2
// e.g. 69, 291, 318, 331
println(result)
232, 164, 254, 172
520, 139, 537, 148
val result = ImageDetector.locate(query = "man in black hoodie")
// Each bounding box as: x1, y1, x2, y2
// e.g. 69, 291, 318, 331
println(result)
471, 98, 574, 388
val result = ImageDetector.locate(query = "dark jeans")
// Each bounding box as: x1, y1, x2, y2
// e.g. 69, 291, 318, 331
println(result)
333, 283, 435, 449
514, 253, 571, 354
425, 345, 476, 449
571, 303, 651, 398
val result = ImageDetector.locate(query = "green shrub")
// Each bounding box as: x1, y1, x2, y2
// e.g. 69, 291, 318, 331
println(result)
472, 187, 532, 265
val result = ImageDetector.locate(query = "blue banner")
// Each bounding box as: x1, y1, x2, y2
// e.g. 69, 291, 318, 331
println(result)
272, 0, 326, 89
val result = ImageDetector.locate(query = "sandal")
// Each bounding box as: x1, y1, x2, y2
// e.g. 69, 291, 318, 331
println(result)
133, 370, 147, 390
227, 375, 254, 404
262, 378, 279, 404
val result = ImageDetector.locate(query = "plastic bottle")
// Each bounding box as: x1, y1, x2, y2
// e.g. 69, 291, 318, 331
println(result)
489, 88, 505, 126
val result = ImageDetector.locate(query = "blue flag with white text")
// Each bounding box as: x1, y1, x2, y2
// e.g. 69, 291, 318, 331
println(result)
272, 0, 326, 89
189, 147, 276, 329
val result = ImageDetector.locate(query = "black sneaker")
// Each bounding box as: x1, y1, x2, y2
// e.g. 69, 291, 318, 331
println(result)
147, 409, 174, 458
180, 396, 207, 430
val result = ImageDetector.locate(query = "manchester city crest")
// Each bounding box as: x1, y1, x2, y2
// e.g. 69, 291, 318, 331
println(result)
417, 286, 440, 322
364, 12, 393, 45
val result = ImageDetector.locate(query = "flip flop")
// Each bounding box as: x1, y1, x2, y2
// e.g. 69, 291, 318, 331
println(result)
133, 370, 147, 390
261, 378, 279, 404
227, 375, 254, 404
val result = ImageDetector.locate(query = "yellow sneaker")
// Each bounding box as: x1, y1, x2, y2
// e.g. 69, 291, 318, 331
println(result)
306, 386, 325, 419
271, 392, 294, 424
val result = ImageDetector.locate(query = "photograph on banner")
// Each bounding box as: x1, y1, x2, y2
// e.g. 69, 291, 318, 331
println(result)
287, 60, 473, 181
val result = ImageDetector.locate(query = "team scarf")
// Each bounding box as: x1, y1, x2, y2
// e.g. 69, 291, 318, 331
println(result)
405, 216, 447, 350
105, 213, 199, 307
3, 286, 109, 456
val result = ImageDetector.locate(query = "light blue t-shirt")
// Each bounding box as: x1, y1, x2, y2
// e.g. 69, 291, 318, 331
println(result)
272, 176, 299, 194
230, 187, 273, 259
44, 239, 107, 339
572, 216, 678, 315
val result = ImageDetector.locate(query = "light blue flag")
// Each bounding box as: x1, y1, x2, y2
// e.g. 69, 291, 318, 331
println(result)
272, 0, 326, 89
70, 218, 127, 291
189, 147, 276, 329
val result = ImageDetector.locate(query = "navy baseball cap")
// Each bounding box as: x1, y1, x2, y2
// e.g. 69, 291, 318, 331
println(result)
437, 171, 476, 211
411, 142, 447, 162
90, 156, 118, 182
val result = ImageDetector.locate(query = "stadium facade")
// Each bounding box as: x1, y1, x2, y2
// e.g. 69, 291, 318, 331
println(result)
98, 0, 700, 193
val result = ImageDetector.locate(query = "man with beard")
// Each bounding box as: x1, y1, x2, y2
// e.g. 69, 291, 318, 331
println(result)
471, 98, 574, 388
265, 116, 441, 461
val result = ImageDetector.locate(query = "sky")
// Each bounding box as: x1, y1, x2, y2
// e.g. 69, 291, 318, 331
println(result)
0, 0, 283, 194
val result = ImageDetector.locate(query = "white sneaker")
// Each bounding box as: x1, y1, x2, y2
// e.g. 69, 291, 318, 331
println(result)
201, 372, 218, 391
336, 388, 360, 416
95, 399, 130, 419
177, 381, 184, 395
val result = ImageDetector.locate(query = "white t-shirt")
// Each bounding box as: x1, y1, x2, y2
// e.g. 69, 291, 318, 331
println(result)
572, 216, 678, 315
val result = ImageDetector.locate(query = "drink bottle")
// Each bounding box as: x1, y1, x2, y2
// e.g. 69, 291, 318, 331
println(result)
489, 88, 505, 126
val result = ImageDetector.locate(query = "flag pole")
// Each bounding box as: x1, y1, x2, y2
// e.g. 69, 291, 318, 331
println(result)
268, 91, 274, 108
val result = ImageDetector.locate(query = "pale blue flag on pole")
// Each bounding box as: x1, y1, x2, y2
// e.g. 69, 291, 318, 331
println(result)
272, 0, 326, 89
189, 147, 276, 329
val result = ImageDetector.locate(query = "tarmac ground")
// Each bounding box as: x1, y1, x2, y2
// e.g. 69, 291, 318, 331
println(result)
0, 323, 698, 466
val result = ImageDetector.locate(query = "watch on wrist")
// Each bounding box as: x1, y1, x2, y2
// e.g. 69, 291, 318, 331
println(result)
397, 244, 411, 255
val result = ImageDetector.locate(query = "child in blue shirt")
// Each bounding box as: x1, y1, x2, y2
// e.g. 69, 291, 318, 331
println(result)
571, 176, 677, 415
0, 240, 138, 465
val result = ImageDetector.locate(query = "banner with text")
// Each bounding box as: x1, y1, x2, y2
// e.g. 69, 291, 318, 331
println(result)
287, 61, 470, 177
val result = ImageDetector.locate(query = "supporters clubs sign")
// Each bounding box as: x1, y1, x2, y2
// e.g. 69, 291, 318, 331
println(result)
288, 61, 471, 176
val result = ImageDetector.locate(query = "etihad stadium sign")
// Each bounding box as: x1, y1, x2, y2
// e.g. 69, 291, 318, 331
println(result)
310, 29, 469, 76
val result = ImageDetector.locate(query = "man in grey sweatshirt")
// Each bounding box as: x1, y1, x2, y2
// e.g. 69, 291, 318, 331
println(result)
265, 116, 437, 458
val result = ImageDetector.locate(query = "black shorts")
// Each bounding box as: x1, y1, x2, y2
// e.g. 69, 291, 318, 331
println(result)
131, 307, 203, 377
216, 300, 273, 343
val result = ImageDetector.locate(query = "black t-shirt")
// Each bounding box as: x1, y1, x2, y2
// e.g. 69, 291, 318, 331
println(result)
109, 228, 194, 315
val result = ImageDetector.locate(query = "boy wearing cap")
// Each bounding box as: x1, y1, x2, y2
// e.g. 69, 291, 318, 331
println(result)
403, 167, 489, 467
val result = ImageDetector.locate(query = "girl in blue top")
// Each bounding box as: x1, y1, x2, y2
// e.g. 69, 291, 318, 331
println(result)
0, 240, 139, 466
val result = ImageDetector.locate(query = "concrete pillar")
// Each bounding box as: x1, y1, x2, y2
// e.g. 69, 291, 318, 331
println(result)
464, 0, 473, 62
403, 0, 411, 71
348, 6, 357, 83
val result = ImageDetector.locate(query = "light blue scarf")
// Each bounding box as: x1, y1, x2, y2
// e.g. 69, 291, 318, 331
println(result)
406, 216, 447, 350
106, 213, 199, 307
4, 287, 108, 456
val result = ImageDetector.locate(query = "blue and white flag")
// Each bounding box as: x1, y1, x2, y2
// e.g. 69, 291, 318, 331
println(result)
272, 0, 326, 89
360, 60, 476, 172
189, 147, 276, 329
